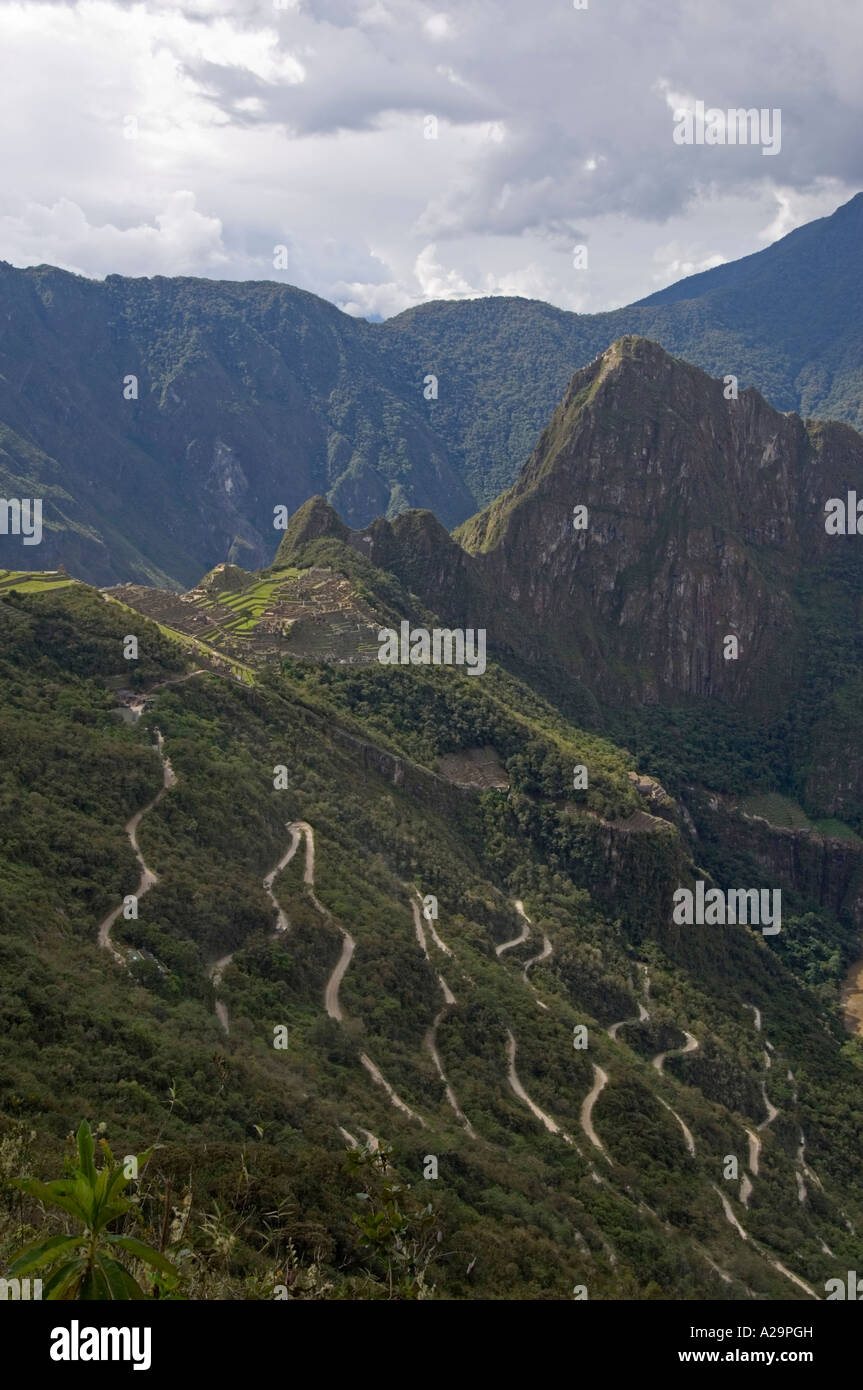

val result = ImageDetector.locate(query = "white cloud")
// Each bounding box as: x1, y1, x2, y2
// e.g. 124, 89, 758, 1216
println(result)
0, 0, 860, 315
414, 243, 477, 298
650, 243, 728, 284
0, 192, 229, 277
424, 13, 452, 40
757, 181, 850, 242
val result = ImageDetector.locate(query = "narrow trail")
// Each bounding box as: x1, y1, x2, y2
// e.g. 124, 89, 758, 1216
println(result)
510, 900, 550, 1009
795, 1151, 807, 1203
263, 825, 301, 932
411, 899, 429, 958
325, 934, 356, 1022
659, 1098, 696, 1157
97, 729, 176, 965
425, 915, 452, 957
744, 1002, 762, 1033
607, 999, 649, 1041
744, 1001, 780, 1132
496, 900, 531, 957
522, 933, 553, 1006
724, 1008, 824, 1295
711, 1185, 818, 1299
795, 1132, 822, 1202
339, 1126, 384, 1154
408, 887, 453, 955
359, 1054, 425, 1126
745, 1127, 761, 1177
741, 1126, 760, 1206
210, 957, 232, 1034
746, 1008, 821, 1213
713, 1184, 749, 1241
208, 822, 301, 1034
294, 822, 425, 1127
606, 981, 694, 1156
523, 934, 552, 979
506, 1030, 576, 1148
757, 1079, 780, 1132
624, 1014, 699, 1156
408, 894, 474, 1134
652, 1030, 698, 1075
426, 974, 476, 1139
580, 1064, 610, 1158
787, 1069, 822, 1202
285, 821, 355, 1022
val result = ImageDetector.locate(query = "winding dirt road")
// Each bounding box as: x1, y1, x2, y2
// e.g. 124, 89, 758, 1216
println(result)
758, 1079, 780, 1132
425, 914, 452, 957
741, 1126, 760, 1206
496, 900, 531, 957
512, 902, 551, 1009
745, 1126, 761, 1176
208, 821, 302, 1034
411, 899, 429, 958
264, 825, 301, 931
523, 933, 552, 982
744, 1002, 762, 1033
712, 1185, 818, 1298
652, 1030, 698, 1075
408, 895, 474, 1132
426, 974, 476, 1138
291, 823, 426, 1127
284, 821, 355, 1022
325, 933, 356, 1022
607, 999, 649, 1040
506, 1029, 573, 1143
359, 1054, 425, 1126
97, 729, 176, 965
580, 1064, 609, 1157
659, 1097, 696, 1157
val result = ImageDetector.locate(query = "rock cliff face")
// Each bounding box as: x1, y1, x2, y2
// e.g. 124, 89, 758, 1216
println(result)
685, 790, 863, 930
455, 337, 863, 710
281, 337, 863, 717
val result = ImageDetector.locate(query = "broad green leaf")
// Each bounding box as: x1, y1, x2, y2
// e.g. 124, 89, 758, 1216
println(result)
72, 1174, 97, 1220
76, 1122, 97, 1186
104, 1234, 177, 1275
96, 1254, 147, 1301
44, 1258, 87, 1300
7, 1235, 83, 1276
98, 1199, 132, 1226
79, 1265, 110, 1300
10, 1178, 87, 1223
105, 1163, 129, 1205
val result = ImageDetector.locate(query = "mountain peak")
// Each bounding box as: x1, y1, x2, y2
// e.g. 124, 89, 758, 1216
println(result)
273, 496, 348, 567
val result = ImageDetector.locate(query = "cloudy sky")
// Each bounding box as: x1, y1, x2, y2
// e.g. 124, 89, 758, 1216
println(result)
0, 0, 860, 317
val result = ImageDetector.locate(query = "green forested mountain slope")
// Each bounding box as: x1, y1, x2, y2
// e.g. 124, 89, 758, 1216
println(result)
1, 192, 862, 587
2, 570, 863, 1300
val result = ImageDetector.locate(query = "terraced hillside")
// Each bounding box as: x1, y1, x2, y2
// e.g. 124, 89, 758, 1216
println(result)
105, 562, 383, 670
